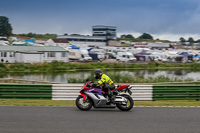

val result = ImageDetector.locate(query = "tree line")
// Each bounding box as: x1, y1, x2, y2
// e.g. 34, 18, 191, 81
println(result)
17, 33, 57, 39
119, 33, 200, 44
120, 33, 153, 40
179, 37, 200, 44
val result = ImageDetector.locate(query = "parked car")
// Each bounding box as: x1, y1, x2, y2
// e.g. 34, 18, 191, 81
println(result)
116, 52, 136, 62
90, 48, 105, 60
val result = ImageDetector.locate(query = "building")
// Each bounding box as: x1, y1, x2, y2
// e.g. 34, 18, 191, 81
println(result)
92, 25, 117, 40
57, 35, 107, 47
133, 42, 170, 49
57, 25, 117, 47
0, 46, 68, 63
46, 38, 70, 48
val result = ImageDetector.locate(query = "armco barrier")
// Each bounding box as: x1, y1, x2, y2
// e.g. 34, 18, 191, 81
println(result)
153, 85, 200, 100
1, 83, 200, 101
0, 84, 52, 100
52, 84, 153, 101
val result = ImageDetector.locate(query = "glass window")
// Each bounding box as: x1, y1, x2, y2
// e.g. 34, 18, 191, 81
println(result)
61, 52, 67, 57
79, 39, 85, 41
10, 52, 15, 57
1, 52, 7, 57
47, 52, 55, 57
88, 39, 94, 42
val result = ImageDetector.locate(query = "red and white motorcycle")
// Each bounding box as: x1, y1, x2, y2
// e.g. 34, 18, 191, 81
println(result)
76, 80, 134, 111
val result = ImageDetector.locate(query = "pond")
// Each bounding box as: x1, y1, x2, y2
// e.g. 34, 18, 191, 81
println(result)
0, 69, 200, 83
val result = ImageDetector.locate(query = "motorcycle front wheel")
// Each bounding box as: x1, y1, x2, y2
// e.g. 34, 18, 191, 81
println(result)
76, 95, 93, 111
116, 94, 134, 111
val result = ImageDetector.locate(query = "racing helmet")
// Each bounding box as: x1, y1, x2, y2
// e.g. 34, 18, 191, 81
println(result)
94, 69, 103, 79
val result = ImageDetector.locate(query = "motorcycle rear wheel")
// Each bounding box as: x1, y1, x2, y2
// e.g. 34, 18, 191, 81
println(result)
76, 95, 93, 111
116, 94, 134, 111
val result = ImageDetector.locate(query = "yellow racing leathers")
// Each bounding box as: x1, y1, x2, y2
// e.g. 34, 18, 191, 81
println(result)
97, 74, 114, 86
97, 74, 115, 97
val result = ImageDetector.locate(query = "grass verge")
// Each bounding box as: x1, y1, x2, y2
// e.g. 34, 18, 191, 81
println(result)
1, 99, 200, 107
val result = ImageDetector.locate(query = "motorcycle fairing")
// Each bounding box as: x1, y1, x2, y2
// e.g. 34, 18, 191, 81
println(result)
81, 88, 104, 100
85, 92, 115, 108
81, 94, 87, 100
117, 84, 130, 90
85, 88, 104, 95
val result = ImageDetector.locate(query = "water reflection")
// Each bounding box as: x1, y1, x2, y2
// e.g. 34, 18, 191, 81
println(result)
0, 69, 200, 83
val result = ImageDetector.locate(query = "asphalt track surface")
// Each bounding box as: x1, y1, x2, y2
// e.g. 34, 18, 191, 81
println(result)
1, 106, 200, 133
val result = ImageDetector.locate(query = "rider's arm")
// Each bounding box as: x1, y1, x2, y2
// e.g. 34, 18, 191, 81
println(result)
98, 78, 106, 85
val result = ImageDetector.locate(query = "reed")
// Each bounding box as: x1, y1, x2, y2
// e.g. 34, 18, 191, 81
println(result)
1, 62, 200, 73
68, 74, 194, 83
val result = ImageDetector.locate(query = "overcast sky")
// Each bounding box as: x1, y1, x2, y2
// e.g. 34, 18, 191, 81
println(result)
1, 0, 200, 41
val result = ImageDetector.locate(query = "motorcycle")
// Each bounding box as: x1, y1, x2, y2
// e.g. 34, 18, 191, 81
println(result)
76, 80, 134, 111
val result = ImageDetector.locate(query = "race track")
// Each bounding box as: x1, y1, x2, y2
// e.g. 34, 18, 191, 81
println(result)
0, 106, 200, 133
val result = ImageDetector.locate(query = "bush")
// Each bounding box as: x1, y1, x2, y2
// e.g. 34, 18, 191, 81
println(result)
8, 63, 28, 72
67, 74, 195, 83
0, 63, 6, 68
1, 62, 200, 73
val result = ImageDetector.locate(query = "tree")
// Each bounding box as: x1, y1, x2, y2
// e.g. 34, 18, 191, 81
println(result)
120, 34, 126, 38
187, 37, 194, 43
187, 37, 194, 45
186, 37, 194, 46
196, 39, 200, 43
138, 33, 153, 40
179, 37, 186, 42
27, 32, 35, 37
120, 34, 134, 39
126, 34, 134, 39
0, 16, 12, 37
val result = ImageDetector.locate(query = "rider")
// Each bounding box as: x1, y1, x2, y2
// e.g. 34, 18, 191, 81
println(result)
93, 69, 115, 104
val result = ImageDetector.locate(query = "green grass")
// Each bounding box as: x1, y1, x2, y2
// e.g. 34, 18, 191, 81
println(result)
1, 99, 200, 107
0, 99, 75, 106
135, 100, 200, 107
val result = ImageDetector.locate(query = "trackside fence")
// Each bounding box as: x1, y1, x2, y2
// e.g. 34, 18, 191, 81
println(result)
52, 84, 153, 101
153, 85, 200, 100
0, 84, 52, 100
0, 83, 200, 100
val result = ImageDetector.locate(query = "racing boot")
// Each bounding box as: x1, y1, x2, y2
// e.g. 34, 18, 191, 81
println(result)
113, 89, 118, 95
107, 92, 115, 105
